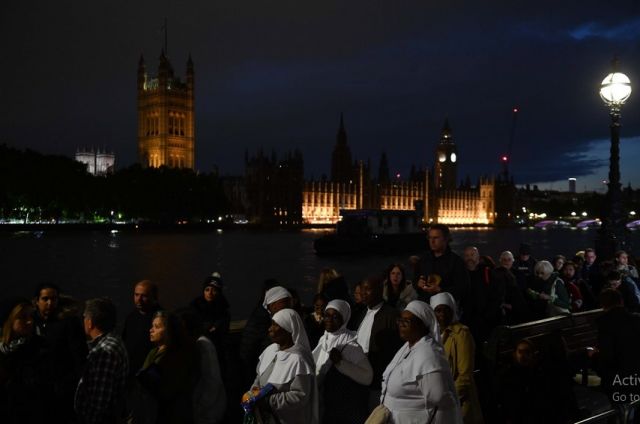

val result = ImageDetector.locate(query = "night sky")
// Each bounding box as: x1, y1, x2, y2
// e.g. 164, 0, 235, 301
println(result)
2, 1, 640, 191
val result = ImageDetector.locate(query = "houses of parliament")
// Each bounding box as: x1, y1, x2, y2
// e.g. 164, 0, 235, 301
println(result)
244, 116, 500, 226
135, 54, 504, 226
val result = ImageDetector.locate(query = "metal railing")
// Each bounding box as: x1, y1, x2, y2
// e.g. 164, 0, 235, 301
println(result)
574, 399, 640, 424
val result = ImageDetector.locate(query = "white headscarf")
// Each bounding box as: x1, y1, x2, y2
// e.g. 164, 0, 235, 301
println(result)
272, 308, 311, 351
405, 300, 441, 343
325, 299, 350, 330
380, 301, 447, 386
429, 292, 459, 323
313, 300, 359, 377
262, 286, 292, 310
257, 308, 315, 386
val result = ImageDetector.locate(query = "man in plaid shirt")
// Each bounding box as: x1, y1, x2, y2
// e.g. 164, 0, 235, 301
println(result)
75, 298, 129, 424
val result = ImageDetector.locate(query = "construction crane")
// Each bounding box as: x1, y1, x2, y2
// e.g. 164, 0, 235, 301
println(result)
501, 107, 519, 180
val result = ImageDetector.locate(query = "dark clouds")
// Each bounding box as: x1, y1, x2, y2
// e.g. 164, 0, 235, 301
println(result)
1, 1, 640, 186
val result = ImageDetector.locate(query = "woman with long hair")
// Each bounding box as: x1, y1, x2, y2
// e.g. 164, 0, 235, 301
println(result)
0, 298, 47, 423
382, 263, 417, 310
137, 310, 197, 424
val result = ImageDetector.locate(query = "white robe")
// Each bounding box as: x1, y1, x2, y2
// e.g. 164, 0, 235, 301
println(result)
255, 343, 319, 424
381, 336, 462, 424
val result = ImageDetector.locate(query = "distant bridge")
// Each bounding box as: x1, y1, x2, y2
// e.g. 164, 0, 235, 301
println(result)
531, 219, 640, 229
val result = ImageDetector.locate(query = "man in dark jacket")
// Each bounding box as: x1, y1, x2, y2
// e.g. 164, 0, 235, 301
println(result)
122, 280, 161, 376
414, 224, 470, 305
33, 283, 87, 422
582, 248, 604, 301
512, 243, 537, 292
462, 246, 496, 343
351, 276, 402, 410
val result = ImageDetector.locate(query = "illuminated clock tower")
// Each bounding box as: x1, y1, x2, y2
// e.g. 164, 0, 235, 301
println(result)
434, 118, 458, 190
137, 51, 195, 169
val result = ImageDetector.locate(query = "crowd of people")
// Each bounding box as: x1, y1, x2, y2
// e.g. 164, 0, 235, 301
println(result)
1, 223, 640, 423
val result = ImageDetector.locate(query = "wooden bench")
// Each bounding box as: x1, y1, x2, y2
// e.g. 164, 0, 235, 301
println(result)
484, 309, 603, 384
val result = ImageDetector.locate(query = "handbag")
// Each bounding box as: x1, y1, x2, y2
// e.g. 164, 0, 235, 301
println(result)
364, 404, 391, 424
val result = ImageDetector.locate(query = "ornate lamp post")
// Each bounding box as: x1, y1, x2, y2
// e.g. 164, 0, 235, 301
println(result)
596, 58, 632, 260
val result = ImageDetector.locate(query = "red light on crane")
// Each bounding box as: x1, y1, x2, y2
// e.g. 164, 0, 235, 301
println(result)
501, 156, 508, 162
513, 107, 519, 113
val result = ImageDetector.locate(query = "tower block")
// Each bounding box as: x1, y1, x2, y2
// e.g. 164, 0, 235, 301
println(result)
137, 52, 195, 169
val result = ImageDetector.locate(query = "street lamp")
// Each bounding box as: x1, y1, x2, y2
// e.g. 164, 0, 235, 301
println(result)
596, 58, 632, 260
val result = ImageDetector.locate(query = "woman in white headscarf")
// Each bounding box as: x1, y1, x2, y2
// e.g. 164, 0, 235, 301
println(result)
379, 300, 462, 424
250, 308, 318, 424
312, 300, 372, 423
430, 293, 483, 424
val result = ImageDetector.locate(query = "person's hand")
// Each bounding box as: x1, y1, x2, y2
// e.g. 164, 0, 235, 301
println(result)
501, 303, 512, 311
538, 293, 551, 301
417, 276, 428, 291
425, 284, 441, 294
208, 325, 217, 332
242, 387, 261, 403
329, 348, 342, 365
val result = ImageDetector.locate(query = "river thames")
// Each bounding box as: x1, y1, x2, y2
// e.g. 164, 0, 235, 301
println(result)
2, 227, 639, 320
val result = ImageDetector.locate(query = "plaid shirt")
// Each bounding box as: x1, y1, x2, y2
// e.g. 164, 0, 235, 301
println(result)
75, 333, 129, 424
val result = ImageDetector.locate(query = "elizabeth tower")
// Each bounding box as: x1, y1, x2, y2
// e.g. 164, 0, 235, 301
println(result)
137, 51, 195, 169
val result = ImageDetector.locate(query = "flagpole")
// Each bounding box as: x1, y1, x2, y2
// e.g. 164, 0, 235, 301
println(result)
164, 17, 168, 55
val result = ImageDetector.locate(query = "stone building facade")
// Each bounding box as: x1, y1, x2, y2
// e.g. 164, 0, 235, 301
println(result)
75, 148, 115, 176
137, 52, 195, 169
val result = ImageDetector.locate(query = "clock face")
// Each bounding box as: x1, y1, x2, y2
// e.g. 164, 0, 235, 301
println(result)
450, 153, 457, 163
438, 152, 446, 162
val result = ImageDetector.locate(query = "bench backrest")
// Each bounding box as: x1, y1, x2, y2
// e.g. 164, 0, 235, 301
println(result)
487, 309, 603, 369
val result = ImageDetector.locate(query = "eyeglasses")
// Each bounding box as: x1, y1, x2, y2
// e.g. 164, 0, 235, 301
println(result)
396, 318, 414, 326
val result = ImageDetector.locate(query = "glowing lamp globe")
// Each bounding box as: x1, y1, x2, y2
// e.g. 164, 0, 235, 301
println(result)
600, 72, 631, 107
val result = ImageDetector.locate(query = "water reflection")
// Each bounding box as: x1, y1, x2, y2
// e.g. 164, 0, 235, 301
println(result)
2, 228, 639, 321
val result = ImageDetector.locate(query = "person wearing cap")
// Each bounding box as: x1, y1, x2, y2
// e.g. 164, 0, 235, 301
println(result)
430, 293, 483, 424
190, 272, 230, 359
249, 308, 318, 424
0, 297, 49, 423
513, 243, 537, 292
378, 300, 462, 424
313, 299, 372, 423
